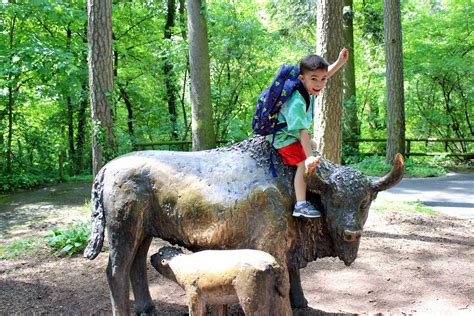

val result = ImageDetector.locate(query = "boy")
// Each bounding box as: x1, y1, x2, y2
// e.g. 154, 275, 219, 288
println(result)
270, 48, 349, 218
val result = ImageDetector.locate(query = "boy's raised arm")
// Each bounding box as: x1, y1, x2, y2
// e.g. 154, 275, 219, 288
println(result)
327, 48, 349, 79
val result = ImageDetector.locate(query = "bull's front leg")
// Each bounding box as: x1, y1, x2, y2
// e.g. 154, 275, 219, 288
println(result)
288, 266, 308, 308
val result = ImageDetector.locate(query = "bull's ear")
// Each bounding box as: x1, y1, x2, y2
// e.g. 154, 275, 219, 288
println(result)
371, 153, 405, 192
305, 158, 329, 191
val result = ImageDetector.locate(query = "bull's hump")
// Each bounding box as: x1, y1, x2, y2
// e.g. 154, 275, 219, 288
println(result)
109, 149, 280, 205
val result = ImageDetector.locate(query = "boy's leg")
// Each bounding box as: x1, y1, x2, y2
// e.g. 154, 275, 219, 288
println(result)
294, 161, 307, 202
277, 141, 321, 218
293, 161, 321, 218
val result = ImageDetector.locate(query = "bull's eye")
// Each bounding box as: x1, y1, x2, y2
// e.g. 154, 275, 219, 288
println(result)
359, 198, 369, 210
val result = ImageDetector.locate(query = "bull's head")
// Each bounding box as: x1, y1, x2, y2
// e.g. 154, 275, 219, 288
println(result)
306, 154, 405, 266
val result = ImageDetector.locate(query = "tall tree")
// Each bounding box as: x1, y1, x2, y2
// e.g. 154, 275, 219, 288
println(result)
87, 0, 115, 175
164, 0, 179, 140
76, 23, 89, 174
5, 1, 17, 174
342, 0, 360, 155
187, 0, 216, 151
314, 0, 344, 163
383, 0, 405, 164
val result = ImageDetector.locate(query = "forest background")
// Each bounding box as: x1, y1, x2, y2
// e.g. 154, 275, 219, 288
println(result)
1, 0, 472, 191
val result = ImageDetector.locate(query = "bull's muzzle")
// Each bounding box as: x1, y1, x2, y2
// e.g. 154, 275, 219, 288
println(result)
343, 229, 362, 242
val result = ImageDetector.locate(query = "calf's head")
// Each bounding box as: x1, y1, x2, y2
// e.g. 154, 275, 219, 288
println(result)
150, 246, 184, 282
306, 154, 404, 266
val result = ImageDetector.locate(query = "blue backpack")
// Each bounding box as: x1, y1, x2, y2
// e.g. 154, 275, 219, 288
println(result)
252, 64, 301, 176
252, 64, 301, 137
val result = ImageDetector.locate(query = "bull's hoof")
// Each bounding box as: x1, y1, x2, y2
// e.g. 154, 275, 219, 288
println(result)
135, 304, 158, 316
290, 296, 308, 309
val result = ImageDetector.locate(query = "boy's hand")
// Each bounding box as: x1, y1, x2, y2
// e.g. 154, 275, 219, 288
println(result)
305, 156, 321, 174
338, 48, 349, 65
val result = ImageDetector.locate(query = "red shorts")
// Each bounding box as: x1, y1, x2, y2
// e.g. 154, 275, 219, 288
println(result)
278, 141, 306, 166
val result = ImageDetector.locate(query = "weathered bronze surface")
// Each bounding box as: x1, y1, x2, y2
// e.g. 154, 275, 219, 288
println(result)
84, 136, 404, 315
150, 246, 289, 316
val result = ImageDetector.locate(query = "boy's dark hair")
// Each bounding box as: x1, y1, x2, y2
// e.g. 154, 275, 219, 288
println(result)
299, 55, 329, 74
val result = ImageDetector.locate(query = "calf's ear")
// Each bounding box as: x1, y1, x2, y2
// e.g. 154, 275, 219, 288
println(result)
371, 153, 405, 192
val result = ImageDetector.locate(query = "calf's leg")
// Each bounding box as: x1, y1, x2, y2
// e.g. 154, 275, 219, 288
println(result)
186, 287, 207, 316
212, 305, 227, 316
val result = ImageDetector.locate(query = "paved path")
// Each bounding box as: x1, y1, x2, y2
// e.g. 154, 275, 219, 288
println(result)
378, 172, 474, 219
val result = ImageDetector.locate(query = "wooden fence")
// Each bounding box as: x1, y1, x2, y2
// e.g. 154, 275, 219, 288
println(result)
135, 138, 474, 158
346, 138, 474, 158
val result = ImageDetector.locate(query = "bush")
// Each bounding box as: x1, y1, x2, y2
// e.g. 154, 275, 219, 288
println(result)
0, 172, 59, 192
45, 221, 91, 257
348, 156, 447, 177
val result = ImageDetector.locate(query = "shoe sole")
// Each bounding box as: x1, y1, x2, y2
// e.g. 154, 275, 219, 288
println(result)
293, 213, 321, 218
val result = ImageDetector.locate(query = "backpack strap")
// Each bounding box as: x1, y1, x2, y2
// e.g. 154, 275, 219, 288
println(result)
269, 65, 300, 177
269, 131, 278, 177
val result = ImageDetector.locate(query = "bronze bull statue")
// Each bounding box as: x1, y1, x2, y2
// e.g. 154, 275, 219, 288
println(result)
84, 136, 404, 315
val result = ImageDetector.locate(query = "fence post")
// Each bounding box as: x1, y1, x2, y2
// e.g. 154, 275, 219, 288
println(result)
406, 140, 411, 159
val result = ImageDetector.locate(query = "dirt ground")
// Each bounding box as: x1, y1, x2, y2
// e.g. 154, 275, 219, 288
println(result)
0, 182, 473, 315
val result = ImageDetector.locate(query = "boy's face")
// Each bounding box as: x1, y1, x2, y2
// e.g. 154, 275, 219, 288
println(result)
299, 68, 329, 96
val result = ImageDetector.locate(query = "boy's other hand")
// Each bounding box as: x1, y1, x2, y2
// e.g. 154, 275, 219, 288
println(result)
338, 48, 349, 64
305, 156, 321, 174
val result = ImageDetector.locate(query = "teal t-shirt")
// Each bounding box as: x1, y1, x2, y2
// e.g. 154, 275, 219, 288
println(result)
267, 90, 315, 149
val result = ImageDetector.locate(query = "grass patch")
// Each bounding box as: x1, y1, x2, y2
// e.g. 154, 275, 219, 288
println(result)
348, 156, 446, 177
46, 220, 92, 257
372, 199, 438, 216
1, 220, 93, 259
0, 238, 46, 259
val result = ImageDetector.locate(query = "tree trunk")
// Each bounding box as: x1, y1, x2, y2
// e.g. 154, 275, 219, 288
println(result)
65, 26, 75, 172
77, 79, 88, 173
87, 0, 115, 176
7, 85, 14, 174
118, 84, 135, 147
314, 0, 344, 163
187, 0, 216, 151
6, 9, 17, 174
383, 0, 405, 164
164, 0, 178, 140
342, 0, 359, 155
76, 23, 88, 174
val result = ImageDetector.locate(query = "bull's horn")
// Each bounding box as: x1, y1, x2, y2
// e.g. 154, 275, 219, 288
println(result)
371, 153, 405, 192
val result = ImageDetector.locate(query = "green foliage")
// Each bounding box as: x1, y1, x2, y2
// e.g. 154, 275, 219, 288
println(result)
0, 237, 45, 259
349, 156, 446, 178
1, 0, 472, 191
0, 172, 59, 192
403, 1, 473, 150
45, 220, 91, 257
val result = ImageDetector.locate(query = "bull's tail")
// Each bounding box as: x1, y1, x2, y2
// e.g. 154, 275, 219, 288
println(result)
84, 168, 106, 260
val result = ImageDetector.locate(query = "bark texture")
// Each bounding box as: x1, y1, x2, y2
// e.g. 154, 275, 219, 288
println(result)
187, 0, 216, 151
164, 0, 178, 140
315, 0, 344, 163
87, 0, 115, 176
383, 0, 405, 164
342, 0, 360, 153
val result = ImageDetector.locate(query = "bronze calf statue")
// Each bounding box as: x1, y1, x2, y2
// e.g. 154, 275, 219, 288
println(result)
151, 246, 288, 315
84, 136, 404, 315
